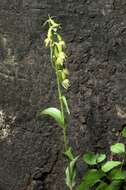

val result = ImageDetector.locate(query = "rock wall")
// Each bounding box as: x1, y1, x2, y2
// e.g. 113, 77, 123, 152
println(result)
0, 0, 126, 189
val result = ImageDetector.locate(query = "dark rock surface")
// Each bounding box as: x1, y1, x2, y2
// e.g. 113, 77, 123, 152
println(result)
0, 0, 126, 189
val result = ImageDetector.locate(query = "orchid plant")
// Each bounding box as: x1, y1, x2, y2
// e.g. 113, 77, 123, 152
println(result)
40, 17, 126, 190
40, 16, 78, 190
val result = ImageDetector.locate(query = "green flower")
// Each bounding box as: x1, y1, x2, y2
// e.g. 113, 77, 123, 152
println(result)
56, 52, 66, 65
44, 38, 50, 47
62, 79, 70, 89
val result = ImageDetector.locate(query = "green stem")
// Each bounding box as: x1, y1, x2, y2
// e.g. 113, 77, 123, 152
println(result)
55, 66, 68, 151
50, 46, 68, 151
63, 123, 68, 151
56, 68, 64, 118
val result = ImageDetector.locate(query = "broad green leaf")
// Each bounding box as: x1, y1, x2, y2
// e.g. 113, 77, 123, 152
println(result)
110, 143, 125, 154
105, 180, 122, 190
83, 152, 97, 165
77, 169, 105, 190
40, 107, 64, 128
101, 161, 122, 173
61, 96, 70, 115
122, 127, 126, 138
83, 152, 106, 166
108, 169, 126, 180
96, 182, 108, 190
77, 181, 89, 190
96, 154, 106, 163
64, 147, 74, 160
65, 156, 79, 189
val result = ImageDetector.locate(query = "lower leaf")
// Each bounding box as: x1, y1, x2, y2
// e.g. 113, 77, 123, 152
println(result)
77, 169, 105, 190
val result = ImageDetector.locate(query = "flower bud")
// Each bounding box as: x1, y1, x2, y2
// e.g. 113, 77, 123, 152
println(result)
59, 41, 66, 48
56, 52, 66, 65
62, 79, 70, 89
44, 38, 50, 47
61, 71, 66, 80
63, 68, 69, 76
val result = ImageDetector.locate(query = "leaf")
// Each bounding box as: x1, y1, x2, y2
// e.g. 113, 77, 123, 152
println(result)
96, 182, 108, 190
83, 152, 106, 166
108, 169, 126, 180
101, 161, 122, 173
96, 154, 106, 163
122, 127, 126, 138
65, 156, 79, 189
105, 181, 122, 190
77, 169, 105, 190
83, 152, 97, 165
40, 107, 64, 128
64, 147, 74, 160
61, 96, 70, 115
110, 143, 125, 154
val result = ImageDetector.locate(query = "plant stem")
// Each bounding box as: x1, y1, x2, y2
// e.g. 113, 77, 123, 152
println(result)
63, 123, 68, 151
50, 46, 68, 151
55, 66, 68, 151
55, 68, 64, 118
